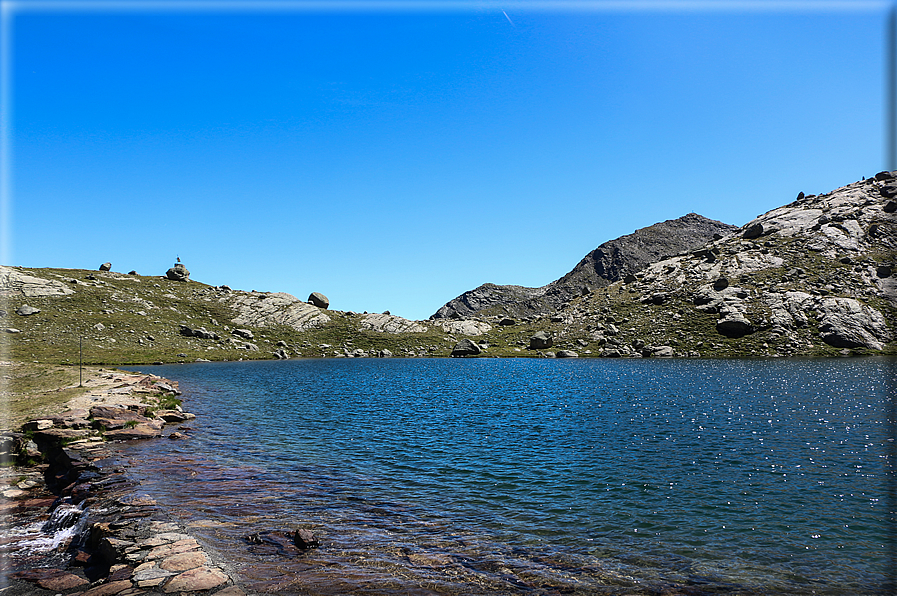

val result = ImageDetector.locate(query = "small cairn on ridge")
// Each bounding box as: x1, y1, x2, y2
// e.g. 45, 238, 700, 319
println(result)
166, 257, 190, 282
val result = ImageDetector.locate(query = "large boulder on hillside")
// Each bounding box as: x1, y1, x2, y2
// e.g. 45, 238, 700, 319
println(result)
308, 292, 329, 309
451, 339, 481, 357
16, 305, 40, 316
529, 331, 553, 350
99, 262, 112, 271
166, 263, 190, 281
716, 310, 753, 338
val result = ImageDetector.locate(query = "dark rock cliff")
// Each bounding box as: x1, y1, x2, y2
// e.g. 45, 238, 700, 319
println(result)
431, 213, 737, 319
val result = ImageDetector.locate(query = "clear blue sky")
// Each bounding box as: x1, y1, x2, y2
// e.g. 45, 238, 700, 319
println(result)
3, 1, 892, 320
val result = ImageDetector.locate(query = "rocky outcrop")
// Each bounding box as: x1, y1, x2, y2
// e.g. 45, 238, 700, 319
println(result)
0, 266, 75, 297
224, 291, 330, 332
568, 173, 896, 353
358, 313, 427, 334
99, 262, 112, 272
437, 319, 492, 336
816, 296, 891, 350
432, 213, 737, 319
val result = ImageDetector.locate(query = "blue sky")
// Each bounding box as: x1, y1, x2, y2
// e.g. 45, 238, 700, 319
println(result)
3, 1, 892, 320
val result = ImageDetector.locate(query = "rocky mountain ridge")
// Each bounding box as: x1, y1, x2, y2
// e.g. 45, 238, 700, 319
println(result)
431, 213, 737, 319
1, 173, 894, 362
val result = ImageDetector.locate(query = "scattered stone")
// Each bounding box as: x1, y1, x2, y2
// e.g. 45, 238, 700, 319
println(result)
308, 292, 330, 309
712, 277, 729, 291
498, 318, 516, 326
529, 331, 553, 350
99, 262, 112, 271
884, 200, 897, 213
273, 349, 289, 360
378, 349, 393, 358
232, 328, 254, 340
178, 326, 218, 340
556, 350, 579, 358
128, 270, 138, 275
16, 304, 40, 316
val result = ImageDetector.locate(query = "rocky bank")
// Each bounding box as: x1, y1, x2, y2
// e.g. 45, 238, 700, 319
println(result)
1, 369, 246, 596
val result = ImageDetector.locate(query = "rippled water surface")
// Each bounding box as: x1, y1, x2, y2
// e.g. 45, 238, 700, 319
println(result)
120, 358, 895, 595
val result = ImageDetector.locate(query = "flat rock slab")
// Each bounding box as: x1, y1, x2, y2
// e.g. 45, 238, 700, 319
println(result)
80, 579, 135, 596
160, 550, 209, 572
162, 566, 229, 593
13, 568, 90, 591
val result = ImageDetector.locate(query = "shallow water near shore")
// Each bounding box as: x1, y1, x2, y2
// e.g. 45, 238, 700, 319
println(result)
120, 357, 895, 595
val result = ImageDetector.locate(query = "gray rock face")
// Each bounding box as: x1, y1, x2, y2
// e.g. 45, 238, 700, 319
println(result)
529, 331, 553, 350
432, 213, 736, 319
16, 305, 40, 316
451, 338, 481, 356
308, 292, 330, 309
816, 296, 891, 350
358, 313, 427, 334
99, 262, 112, 271
166, 263, 190, 281
0, 266, 74, 297
437, 319, 492, 336
225, 292, 330, 332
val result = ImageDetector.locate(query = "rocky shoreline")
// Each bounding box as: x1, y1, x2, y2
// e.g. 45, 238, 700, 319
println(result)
1, 369, 248, 596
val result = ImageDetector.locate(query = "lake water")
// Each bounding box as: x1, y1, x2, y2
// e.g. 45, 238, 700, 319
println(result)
120, 358, 896, 595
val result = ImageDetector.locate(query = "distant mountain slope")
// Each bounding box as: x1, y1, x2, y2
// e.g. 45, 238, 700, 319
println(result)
431, 213, 737, 319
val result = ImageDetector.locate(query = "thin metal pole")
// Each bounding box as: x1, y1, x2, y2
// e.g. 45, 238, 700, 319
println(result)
79, 336, 83, 387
